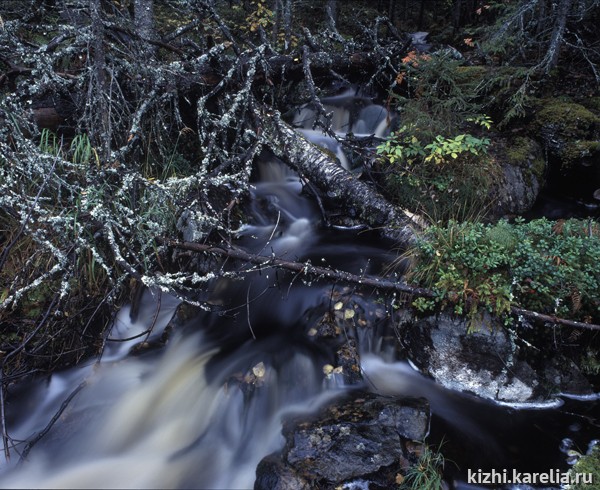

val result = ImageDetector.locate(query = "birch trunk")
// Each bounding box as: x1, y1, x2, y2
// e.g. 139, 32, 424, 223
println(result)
257, 107, 419, 245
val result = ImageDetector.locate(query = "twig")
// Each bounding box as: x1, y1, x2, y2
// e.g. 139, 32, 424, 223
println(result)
18, 380, 87, 464
246, 283, 257, 340
0, 293, 60, 462
0, 371, 12, 462
0, 155, 59, 273
106, 290, 161, 343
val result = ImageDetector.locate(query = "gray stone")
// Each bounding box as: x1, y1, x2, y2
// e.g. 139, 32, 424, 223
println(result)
282, 392, 429, 483
402, 312, 593, 404
255, 453, 311, 490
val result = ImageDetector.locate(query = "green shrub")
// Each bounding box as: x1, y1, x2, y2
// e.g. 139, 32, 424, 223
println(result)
568, 447, 600, 490
376, 127, 496, 222
408, 218, 600, 324
379, 50, 499, 220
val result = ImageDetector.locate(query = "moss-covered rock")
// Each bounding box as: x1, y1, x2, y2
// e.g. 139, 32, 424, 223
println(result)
580, 96, 600, 114
532, 99, 600, 168
487, 135, 545, 216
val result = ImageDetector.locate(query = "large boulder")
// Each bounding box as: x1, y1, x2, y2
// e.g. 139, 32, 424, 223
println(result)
530, 98, 600, 204
255, 392, 430, 489
401, 311, 594, 404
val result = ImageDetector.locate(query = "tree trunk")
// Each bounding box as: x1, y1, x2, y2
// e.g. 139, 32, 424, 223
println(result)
417, 0, 425, 29
256, 106, 419, 244
326, 0, 338, 30
89, 0, 110, 159
543, 0, 572, 72
283, 0, 292, 52
389, 0, 397, 23
133, 0, 155, 55
272, 0, 281, 45
452, 0, 462, 31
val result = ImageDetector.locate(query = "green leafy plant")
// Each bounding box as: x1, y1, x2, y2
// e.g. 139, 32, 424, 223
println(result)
408, 218, 600, 324
376, 127, 495, 222
378, 49, 498, 220
567, 447, 600, 490
423, 133, 490, 164
376, 125, 426, 164
376, 129, 490, 166
467, 114, 493, 130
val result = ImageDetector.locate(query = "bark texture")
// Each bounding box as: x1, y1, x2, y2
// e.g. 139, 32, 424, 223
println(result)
258, 107, 420, 244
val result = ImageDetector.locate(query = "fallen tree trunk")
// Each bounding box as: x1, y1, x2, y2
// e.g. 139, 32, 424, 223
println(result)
256, 106, 420, 244
168, 239, 600, 332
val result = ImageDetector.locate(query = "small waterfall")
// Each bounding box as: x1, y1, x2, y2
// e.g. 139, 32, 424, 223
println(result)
292, 88, 394, 170
0, 138, 391, 487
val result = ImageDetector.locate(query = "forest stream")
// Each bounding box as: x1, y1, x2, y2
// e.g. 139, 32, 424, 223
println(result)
0, 91, 599, 489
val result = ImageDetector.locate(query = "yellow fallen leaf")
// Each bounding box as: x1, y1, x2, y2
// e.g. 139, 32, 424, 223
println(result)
252, 362, 266, 378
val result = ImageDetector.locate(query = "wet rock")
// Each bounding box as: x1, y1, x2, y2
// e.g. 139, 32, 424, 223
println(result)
491, 136, 545, 217
530, 99, 600, 201
335, 338, 362, 384
533, 100, 599, 167
494, 162, 542, 216
404, 312, 535, 402
402, 312, 594, 403
255, 392, 429, 488
544, 357, 593, 396
255, 453, 311, 490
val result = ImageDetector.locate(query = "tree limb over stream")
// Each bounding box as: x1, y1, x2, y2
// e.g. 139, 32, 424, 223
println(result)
256, 105, 421, 244
167, 240, 600, 332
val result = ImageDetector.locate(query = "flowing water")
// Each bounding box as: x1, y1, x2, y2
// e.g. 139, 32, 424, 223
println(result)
1, 90, 599, 489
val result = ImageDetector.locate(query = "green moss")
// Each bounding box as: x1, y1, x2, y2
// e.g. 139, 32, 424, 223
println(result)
579, 97, 600, 114
531, 152, 546, 180
568, 447, 600, 490
499, 136, 545, 188
534, 99, 599, 139
505, 136, 536, 166
532, 99, 600, 168
561, 140, 600, 165
574, 140, 600, 155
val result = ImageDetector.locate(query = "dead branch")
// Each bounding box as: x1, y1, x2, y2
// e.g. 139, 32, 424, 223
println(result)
166, 239, 600, 332
17, 380, 87, 464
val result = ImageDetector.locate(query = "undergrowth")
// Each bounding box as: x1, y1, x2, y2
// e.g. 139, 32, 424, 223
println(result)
407, 218, 600, 325
0, 120, 246, 378
378, 50, 500, 220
